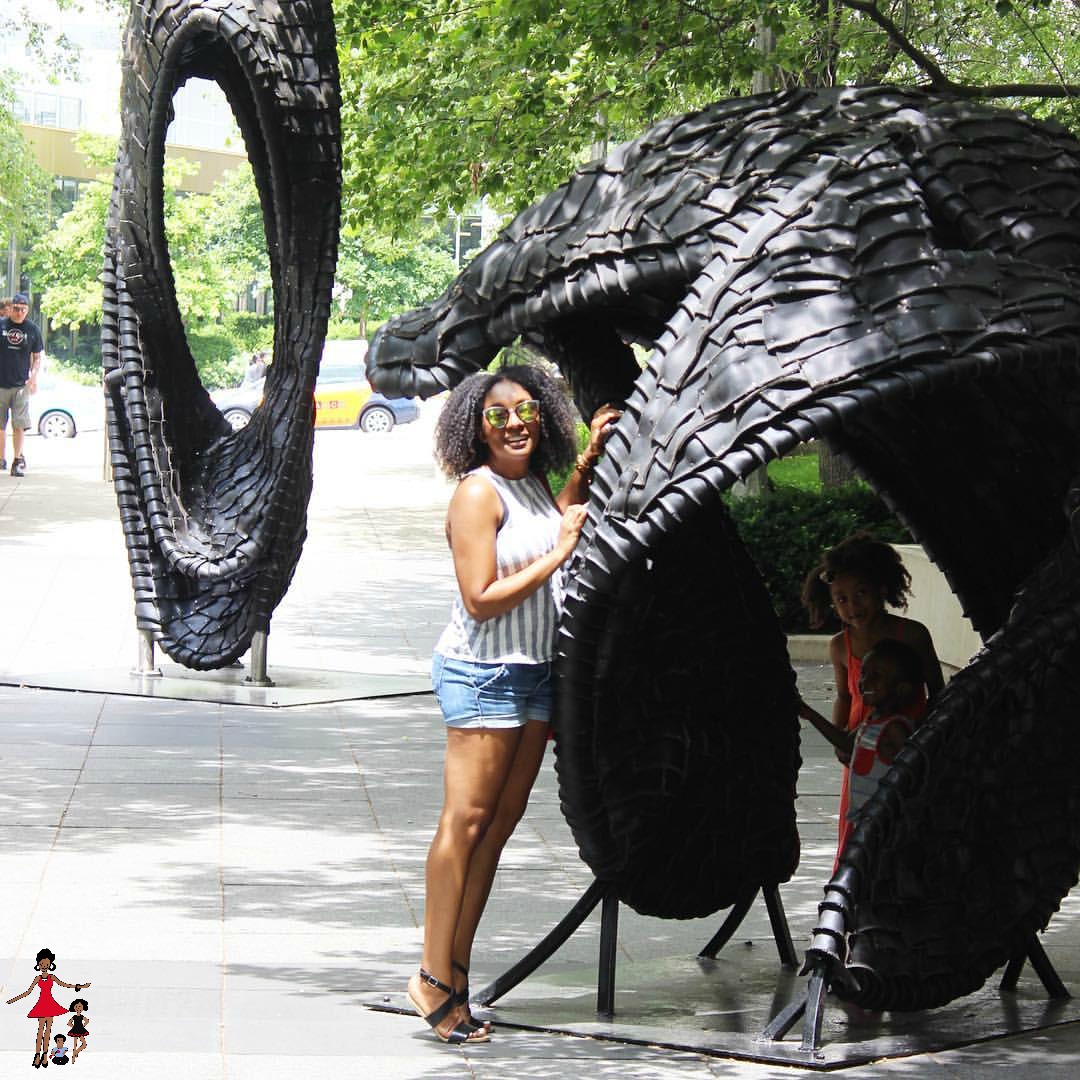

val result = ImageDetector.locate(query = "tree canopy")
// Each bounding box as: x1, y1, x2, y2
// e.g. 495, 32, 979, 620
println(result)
25, 135, 267, 332
336, 0, 1080, 232
0, 74, 50, 245
334, 225, 459, 337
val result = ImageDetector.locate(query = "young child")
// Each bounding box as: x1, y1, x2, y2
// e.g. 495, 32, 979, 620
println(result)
67, 998, 89, 1060
799, 532, 944, 861
847, 639, 925, 823
50, 1033, 69, 1064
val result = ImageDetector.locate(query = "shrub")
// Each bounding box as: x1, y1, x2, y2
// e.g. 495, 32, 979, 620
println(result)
727, 485, 911, 632
221, 312, 274, 353
188, 326, 246, 390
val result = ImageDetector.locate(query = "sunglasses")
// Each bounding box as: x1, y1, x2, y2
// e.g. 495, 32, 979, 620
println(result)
483, 399, 540, 428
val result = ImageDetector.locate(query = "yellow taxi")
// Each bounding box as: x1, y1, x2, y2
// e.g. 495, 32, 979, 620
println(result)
211, 339, 419, 433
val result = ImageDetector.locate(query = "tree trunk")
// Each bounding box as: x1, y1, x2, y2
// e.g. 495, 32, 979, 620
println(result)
818, 442, 857, 488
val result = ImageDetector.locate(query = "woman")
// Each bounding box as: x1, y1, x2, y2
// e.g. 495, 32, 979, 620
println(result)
406, 363, 618, 1044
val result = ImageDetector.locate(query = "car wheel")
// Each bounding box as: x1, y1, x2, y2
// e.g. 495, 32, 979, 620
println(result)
360, 406, 395, 433
38, 410, 77, 439
222, 408, 252, 431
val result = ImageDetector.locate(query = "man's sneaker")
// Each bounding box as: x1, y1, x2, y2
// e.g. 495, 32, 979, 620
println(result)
10, 456, 25, 477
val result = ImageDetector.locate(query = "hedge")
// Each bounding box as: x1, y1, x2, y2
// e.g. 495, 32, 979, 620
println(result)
727, 484, 911, 632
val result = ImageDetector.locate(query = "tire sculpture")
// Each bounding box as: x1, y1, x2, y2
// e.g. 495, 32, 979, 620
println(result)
103, 0, 341, 669
369, 86, 1080, 1001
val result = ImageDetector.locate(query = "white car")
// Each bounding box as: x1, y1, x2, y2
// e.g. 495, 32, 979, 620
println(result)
27, 372, 105, 439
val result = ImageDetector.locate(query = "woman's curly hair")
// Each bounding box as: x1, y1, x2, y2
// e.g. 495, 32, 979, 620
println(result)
801, 531, 912, 629
433, 363, 578, 479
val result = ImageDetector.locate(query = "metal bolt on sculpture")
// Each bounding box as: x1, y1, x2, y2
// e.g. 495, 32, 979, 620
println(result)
103, 0, 341, 670
369, 85, 1080, 1042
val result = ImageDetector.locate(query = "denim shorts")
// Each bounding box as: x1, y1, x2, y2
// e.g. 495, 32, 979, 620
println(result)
431, 653, 553, 729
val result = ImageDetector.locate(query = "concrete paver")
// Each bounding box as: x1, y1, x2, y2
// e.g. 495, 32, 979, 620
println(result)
1, 418, 1078, 1074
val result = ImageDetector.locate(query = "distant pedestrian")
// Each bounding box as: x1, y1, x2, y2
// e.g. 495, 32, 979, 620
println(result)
243, 350, 267, 385
0, 298, 10, 319
0, 292, 44, 477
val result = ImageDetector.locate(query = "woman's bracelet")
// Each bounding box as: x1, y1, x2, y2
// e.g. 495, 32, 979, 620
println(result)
574, 452, 597, 479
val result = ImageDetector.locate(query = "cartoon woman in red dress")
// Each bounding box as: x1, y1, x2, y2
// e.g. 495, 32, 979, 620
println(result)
5, 948, 91, 1069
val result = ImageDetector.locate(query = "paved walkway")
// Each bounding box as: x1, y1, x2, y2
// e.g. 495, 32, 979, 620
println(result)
1, 415, 1078, 1077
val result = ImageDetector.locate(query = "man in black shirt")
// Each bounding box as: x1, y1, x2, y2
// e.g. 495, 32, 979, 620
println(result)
0, 292, 44, 477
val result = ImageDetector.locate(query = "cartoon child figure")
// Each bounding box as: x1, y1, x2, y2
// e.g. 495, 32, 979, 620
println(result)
67, 998, 90, 1061
5, 949, 91, 1069
50, 1035, 69, 1065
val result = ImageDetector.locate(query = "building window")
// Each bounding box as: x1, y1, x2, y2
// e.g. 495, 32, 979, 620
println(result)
59, 97, 82, 129
13, 89, 32, 122
52, 178, 82, 220
34, 93, 58, 126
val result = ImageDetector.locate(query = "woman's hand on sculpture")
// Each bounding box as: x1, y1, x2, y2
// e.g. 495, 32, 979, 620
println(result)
556, 503, 589, 559
583, 404, 622, 466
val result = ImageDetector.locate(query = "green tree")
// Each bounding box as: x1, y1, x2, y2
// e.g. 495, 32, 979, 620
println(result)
0, 75, 50, 248
202, 164, 271, 301
335, 0, 1080, 232
27, 138, 264, 333
334, 226, 458, 336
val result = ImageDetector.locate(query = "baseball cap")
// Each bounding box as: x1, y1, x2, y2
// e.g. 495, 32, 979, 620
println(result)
12, 292, 29, 306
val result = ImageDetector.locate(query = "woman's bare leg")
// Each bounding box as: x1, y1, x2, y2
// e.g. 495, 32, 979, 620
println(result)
408, 726, 522, 1034
452, 720, 549, 978
39, 1017, 53, 1058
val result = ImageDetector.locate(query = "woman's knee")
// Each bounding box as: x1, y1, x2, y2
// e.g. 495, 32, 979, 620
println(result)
439, 803, 496, 848
486, 795, 529, 846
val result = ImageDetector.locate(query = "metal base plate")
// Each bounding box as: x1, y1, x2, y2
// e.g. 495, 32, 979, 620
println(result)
4, 665, 430, 707
367, 949, 1080, 1069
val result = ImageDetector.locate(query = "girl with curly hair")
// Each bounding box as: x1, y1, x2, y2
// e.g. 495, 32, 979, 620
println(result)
799, 532, 944, 862
407, 363, 619, 1044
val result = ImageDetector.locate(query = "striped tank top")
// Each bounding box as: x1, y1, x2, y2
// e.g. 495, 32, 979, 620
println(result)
435, 466, 563, 664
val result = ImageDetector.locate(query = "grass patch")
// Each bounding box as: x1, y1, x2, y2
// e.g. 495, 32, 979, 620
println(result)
767, 453, 820, 492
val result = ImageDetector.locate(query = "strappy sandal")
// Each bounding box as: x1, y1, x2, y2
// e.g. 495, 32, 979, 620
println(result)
452, 960, 491, 1031
407, 968, 489, 1044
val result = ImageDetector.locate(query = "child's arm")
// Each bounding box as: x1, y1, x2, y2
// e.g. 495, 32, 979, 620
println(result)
828, 634, 854, 764
798, 699, 856, 753
877, 718, 912, 765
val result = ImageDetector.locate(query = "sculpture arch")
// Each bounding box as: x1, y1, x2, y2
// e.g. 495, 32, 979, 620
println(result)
103, 0, 341, 669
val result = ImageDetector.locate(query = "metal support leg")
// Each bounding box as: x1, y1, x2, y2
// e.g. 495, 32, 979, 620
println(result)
999, 953, 1025, 992
597, 891, 620, 1016
763, 884, 798, 968
245, 629, 274, 687
475, 880, 608, 1006
761, 964, 828, 1053
1000, 936, 1069, 998
1027, 935, 1070, 999
761, 988, 807, 1042
698, 890, 756, 959
131, 630, 162, 677
800, 968, 828, 1052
